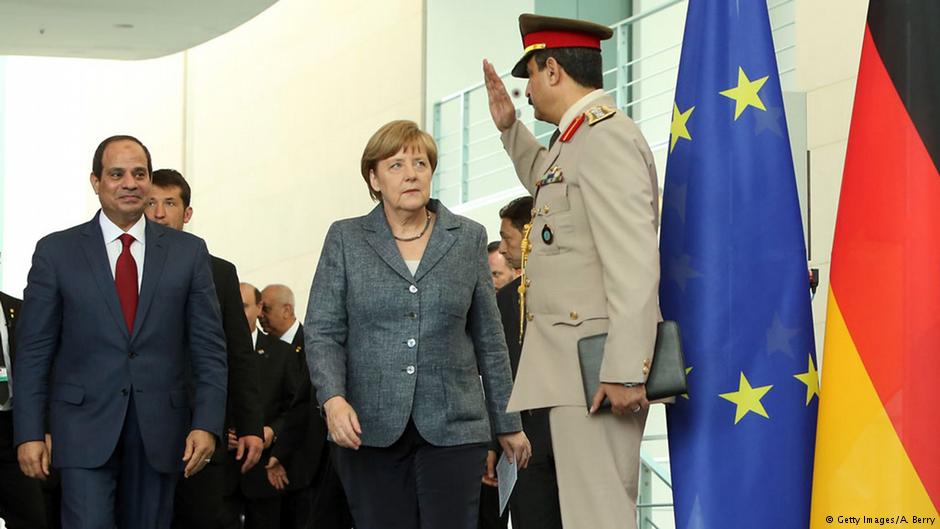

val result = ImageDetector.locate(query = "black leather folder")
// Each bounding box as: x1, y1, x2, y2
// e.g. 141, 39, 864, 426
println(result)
577, 320, 687, 410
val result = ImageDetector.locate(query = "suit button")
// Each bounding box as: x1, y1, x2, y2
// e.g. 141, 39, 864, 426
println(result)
407, 338, 416, 348
525, 278, 531, 287
543, 205, 551, 214
409, 285, 418, 294
408, 312, 417, 319
121, 388, 129, 396
406, 365, 416, 375
530, 208, 538, 217
526, 313, 534, 322
569, 311, 578, 320
128, 351, 137, 359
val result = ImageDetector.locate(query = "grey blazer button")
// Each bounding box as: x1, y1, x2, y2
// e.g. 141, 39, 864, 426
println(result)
409, 285, 418, 293
406, 365, 416, 375
407, 338, 416, 348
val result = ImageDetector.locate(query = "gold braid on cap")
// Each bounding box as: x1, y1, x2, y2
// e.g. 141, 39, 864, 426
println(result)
517, 221, 533, 344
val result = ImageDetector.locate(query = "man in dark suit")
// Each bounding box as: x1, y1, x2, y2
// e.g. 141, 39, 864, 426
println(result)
13, 135, 227, 528
0, 290, 51, 529
494, 196, 561, 529
230, 283, 308, 528
143, 169, 265, 528
260, 284, 352, 529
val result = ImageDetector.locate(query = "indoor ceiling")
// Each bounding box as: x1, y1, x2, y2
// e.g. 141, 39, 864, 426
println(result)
0, 0, 279, 60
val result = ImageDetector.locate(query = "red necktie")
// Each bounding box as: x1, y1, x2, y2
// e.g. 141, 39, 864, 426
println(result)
115, 233, 138, 332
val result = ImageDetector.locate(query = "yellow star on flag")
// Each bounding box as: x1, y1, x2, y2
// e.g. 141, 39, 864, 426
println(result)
719, 372, 773, 424
793, 354, 820, 405
719, 67, 769, 120
670, 103, 694, 153
681, 366, 693, 399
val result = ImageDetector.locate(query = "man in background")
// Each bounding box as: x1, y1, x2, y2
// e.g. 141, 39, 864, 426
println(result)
144, 168, 265, 528
487, 241, 519, 291
0, 288, 52, 529
231, 283, 307, 529
260, 285, 351, 529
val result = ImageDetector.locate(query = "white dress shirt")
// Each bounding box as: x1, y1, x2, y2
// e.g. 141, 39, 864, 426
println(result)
1, 313, 11, 411
279, 319, 301, 345
251, 328, 259, 350
99, 211, 146, 292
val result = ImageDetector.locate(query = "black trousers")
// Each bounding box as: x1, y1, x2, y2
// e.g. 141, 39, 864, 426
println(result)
171, 459, 227, 528
477, 482, 507, 529
509, 409, 562, 529
332, 420, 487, 529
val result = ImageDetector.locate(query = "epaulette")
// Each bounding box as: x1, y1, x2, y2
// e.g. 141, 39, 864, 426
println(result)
585, 105, 617, 126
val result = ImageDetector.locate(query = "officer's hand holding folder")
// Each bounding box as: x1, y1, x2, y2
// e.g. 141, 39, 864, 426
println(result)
577, 321, 687, 410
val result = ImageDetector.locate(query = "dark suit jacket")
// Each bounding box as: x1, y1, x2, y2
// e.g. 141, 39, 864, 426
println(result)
282, 323, 327, 491
306, 199, 521, 448
210, 256, 263, 439
495, 277, 551, 460
13, 213, 228, 473
0, 291, 22, 447
239, 331, 307, 499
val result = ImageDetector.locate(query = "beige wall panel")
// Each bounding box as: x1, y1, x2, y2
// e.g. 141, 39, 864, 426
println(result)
795, 0, 867, 92
806, 77, 857, 150
808, 140, 847, 263
1, 54, 184, 296
182, 0, 425, 315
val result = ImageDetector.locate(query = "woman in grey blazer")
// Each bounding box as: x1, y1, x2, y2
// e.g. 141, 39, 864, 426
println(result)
305, 120, 530, 529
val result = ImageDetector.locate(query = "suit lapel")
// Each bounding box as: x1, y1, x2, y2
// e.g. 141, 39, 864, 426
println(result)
1, 295, 16, 364
132, 220, 168, 340
81, 214, 130, 340
413, 201, 459, 283
362, 204, 414, 283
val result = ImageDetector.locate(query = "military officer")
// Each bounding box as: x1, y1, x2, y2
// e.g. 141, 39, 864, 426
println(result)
483, 13, 661, 529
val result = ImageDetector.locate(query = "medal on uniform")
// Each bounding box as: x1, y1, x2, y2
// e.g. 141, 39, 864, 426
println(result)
536, 166, 564, 188
541, 224, 554, 245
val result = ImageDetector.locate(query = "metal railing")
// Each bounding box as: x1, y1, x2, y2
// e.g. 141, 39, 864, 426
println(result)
638, 434, 673, 529
430, 0, 796, 208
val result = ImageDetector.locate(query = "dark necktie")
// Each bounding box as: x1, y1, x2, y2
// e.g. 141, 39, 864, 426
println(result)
115, 233, 139, 332
549, 128, 561, 149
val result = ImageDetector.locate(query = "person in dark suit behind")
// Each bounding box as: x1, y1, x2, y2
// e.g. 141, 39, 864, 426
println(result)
305, 120, 530, 529
0, 290, 51, 529
13, 135, 228, 529
230, 283, 309, 528
260, 284, 353, 529
486, 241, 518, 292
494, 196, 562, 529
143, 169, 265, 529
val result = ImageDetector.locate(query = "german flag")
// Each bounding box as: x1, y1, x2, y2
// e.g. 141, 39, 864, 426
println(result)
810, 1, 940, 525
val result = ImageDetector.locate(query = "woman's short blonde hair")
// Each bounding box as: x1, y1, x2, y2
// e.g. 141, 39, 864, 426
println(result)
361, 120, 438, 202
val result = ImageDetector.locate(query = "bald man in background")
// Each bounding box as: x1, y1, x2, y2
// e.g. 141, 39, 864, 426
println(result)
260, 285, 351, 529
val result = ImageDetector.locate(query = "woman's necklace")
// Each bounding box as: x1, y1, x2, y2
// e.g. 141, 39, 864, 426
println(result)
393, 210, 432, 242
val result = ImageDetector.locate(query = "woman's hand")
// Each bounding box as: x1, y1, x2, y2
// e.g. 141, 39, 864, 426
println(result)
497, 431, 532, 469
324, 396, 362, 450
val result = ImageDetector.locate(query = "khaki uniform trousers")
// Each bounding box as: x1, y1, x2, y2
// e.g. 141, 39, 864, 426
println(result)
549, 406, 648, 529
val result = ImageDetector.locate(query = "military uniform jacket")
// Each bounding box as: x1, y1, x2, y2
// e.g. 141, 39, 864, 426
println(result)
501, 90, 661, 411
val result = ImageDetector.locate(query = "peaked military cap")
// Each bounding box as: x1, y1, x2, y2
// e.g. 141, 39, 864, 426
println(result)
511, 13, 613, 78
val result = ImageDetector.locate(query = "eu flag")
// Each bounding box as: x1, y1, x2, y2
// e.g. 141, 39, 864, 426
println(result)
660, 2, 818, 528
